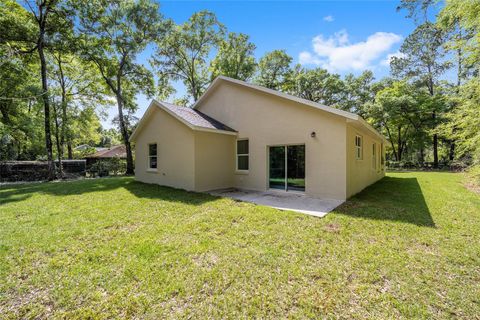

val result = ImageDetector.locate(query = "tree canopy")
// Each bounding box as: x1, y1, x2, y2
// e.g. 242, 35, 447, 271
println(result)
1, 0, 479, 175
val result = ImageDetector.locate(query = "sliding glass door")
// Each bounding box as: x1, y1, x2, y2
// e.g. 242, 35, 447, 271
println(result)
269, 146, 286, 190
269, 145, 305, 192
287, 145, 305, 191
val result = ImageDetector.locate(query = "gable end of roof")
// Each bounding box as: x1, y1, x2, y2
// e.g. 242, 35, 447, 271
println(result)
193, 76, 385, 141
130, 100, 237, 142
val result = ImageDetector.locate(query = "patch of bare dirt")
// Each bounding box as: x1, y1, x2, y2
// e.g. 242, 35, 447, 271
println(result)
324, 223, 341, 234
192, 252, 219, 270
464, 181, 480, 195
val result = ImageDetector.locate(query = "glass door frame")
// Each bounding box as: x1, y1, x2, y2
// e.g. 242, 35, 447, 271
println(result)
267, 144, 306, 193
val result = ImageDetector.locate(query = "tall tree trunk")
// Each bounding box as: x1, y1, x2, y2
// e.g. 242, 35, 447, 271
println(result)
419, 147, 425, 167
0, 105, 11, 124
52, 103, 63, 178
38, 29, 55, 180
449, 142, 455, 161
116, 89, 134, 175
397, 126, 402, 161
58, 56, 69, 162
432, 111, 438, 168
384, 125, 397, 161
67, 142, 73, 159
427, 77, 439, 169
61, 97, 69, 158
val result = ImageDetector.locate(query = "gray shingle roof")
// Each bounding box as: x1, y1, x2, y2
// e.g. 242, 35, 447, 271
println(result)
161, 101, 236, 132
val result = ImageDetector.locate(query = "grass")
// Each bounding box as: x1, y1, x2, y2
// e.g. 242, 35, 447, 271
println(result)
0, 172, 479, 319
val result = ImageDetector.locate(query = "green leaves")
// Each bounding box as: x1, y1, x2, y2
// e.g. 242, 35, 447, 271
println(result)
153, 10, 225, 102
77, 0, 169, 106
210, 32, 257, 81
283, 65, 344, 107
391, 22, 450, 91
254, 50, 292, 90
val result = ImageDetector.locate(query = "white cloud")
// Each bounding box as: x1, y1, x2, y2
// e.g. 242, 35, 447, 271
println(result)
299, 52, 321, 65
323, 15, 334, 22
299, 30, 402, 71
380, 51, 406, 66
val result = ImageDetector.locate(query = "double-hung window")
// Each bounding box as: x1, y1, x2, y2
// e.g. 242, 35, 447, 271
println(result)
236, 139, 249, 171
148, 143, 157, 170
355, 135, 363, 160
372, 143, 377, 169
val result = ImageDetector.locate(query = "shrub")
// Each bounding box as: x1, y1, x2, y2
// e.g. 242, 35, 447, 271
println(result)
89, 161, 110, 177
87, 157, 127, 177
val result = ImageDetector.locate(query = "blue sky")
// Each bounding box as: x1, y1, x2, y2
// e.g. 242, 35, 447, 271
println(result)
103, 0, 435, 128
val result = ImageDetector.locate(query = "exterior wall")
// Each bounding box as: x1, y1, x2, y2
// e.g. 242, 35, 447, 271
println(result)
195, 81, 348, 200
134, 107, 196, 191
194, 131, 235, 192
346, 122, 385, 198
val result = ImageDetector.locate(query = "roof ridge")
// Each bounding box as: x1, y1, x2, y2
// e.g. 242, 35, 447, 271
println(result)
192, 76, 386, 141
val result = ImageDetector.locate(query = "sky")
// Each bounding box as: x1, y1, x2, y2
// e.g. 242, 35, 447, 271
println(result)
102, 0, 434, 129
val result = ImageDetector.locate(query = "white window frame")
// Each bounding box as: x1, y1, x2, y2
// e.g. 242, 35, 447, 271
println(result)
236, 139, 249, 173
372, 142, 377, 169
355, 135, 363, 160
147, 143, 157, 171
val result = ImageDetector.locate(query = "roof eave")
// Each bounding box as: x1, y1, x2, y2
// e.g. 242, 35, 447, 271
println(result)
347, 118, 387, 142
129, 100, 158, 142
192, 76, 359, 121
130, 99, 237, 142
193, 126, 237, 136
193, 76, 386, 141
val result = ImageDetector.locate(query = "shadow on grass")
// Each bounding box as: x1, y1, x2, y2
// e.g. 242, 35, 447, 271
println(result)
0, 177, 216, 207
335, 176, 435, 227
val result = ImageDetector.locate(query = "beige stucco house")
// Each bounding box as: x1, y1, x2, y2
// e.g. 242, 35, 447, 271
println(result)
130, 76, 385, 201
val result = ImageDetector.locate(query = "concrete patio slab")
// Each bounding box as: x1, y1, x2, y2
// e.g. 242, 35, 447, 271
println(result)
209, 189, 344, 218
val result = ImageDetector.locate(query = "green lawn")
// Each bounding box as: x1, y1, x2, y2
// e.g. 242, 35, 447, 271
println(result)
1, 172, 479, 319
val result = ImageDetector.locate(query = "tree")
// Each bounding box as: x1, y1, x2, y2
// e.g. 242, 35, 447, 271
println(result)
2, 0, 73, 179
391, 22, 450, 167
284, 65, 344, 106
0, 53, 44, 161
254, 50, 292, 90
368, 81, 431, 162
436, 0, 480, 165
437, 79, 480, 164
49, 53, 107, 160
438, 0, 480, 69
76, 0, 169, 174
210, 32, 256, 81
99, 128, 122, 147
397, 0, 436, 23
153, 11, 225, 102
338, 70, 376, 116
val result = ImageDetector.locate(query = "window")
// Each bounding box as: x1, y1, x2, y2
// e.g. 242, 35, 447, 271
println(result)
236, 139, 249, 171
148, 143, 157, 170
372, 143, 377, 169
355, 135, 363, 160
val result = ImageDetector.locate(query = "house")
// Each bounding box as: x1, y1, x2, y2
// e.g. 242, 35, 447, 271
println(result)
74, 144, 107, 153
84, 145, 127, 167
130, 76, 385, 201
